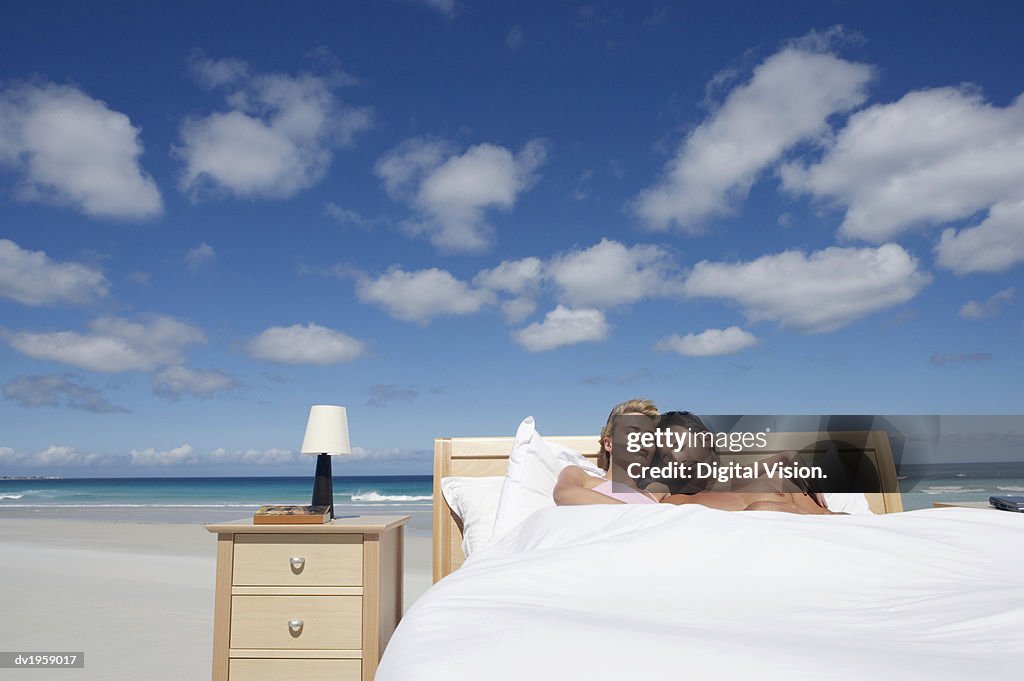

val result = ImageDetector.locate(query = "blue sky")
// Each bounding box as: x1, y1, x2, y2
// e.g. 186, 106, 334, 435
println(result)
1, 1, 1022, 477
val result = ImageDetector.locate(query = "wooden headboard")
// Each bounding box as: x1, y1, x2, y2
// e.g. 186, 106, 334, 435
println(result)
432, 430, 903, 582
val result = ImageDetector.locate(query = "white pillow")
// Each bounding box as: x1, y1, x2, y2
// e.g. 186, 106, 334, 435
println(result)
492, 416, 603, 540
822, 492, 874, 515
440, 476, 504, 557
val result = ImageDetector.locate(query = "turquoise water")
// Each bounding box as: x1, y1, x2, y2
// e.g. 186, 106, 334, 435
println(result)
1, 465, 1021, 517
0, 475, 432, 507
0, 476, 434, 529
0, 476, 433, 508
898, 462, 1024, 510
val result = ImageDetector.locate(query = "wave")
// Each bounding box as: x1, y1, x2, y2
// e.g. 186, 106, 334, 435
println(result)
349, 492, 432, 502
0, 499, 264, 503
0, 499, 430, 503
0, 490, 63, 500
0, 489, 85, 499
996, 486, 1024, 492
921, 486, 987, 494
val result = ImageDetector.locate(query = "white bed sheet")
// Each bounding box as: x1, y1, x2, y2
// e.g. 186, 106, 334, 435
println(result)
378, 505, 1024, 681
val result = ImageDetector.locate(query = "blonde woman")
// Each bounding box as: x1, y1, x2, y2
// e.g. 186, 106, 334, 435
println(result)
553, 399, 667, 505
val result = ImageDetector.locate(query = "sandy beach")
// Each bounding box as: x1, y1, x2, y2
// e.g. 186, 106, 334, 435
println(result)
0, 517, 434, 681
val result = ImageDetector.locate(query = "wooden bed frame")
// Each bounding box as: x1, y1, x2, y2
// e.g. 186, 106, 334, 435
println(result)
432, 431, 903, 582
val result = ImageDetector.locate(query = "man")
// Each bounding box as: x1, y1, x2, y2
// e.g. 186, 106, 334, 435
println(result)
554, 400, 839, 514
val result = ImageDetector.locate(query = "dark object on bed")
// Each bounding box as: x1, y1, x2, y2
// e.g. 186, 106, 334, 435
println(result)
989, 496, 1024, 512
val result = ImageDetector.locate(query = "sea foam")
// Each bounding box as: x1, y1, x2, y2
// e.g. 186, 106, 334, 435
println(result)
350, 492, 432, 502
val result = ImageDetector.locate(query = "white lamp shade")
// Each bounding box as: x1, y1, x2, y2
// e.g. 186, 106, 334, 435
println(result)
300, 405, 351, 456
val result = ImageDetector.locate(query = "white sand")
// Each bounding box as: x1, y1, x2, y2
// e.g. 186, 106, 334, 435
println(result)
0, 518, 433, 681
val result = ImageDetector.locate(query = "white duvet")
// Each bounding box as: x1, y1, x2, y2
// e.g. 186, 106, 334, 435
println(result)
378, 505, 1024, 681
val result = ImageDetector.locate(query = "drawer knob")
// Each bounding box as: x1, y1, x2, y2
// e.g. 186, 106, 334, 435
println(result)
288, 619, 304, 631
289, 556, 306, 571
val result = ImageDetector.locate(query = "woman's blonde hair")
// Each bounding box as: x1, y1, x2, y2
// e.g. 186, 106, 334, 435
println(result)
599, 398, 659, 447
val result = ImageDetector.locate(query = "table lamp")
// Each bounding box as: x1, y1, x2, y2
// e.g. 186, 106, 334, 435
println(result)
301, 405, 351, 519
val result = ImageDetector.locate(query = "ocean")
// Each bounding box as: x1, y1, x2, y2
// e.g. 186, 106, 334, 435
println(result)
1, 463, 1022, 524
0, 476, 435, 532
898, 461, 1024, 510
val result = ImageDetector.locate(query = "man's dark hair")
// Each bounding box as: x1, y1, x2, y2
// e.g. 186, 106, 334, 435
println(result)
655, 411, 717, 495
658, 410, 712, 434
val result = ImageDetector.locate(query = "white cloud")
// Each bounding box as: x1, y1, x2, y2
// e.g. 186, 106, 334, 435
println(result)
513, 305, 609, 351
474, 256, 543, 323
474, 256, 543, 295
505, 25, 524, 50
36, 445, 107, 466
0, 446, 21, 465
0, 82, 162, 219
355, 267, 494, 323
547, 239, 682, 307
406, 0, 456, 17
348, 445, 430, 462
782, 88, 1024, 244
190, 55, 250, 88
682, 244, 930, 333
353, 240, 684, 328
5, 315, 206, 372
210, 447, 297, 465
0, 238, 109, 306
0, 444, 110, 466
467, 241, 684, 324
501, 297, 538, 324
936, 198, 1024, 274
129, 444, 198, 466
374, 138, 453, 198
958, 287, 1015, 320
634, 43, 871, 231
3, 373, 128, 412
570, 169, 593, 201
957, 301, 983, 320
177, 58, 372, 199
366, 384, 419, 408
152, 365, 239, 399
325, 202, 375, 229
248, 323, 366, 364
656, 326, 758, 357
184, 242, 216, 270
375, 137, 547, 252
0, 443, 300, 467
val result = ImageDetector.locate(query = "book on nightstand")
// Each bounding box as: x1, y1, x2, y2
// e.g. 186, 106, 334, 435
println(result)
253, 504, 331, 524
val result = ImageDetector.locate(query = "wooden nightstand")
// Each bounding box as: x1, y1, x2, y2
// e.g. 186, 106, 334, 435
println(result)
206, 515, 409, 681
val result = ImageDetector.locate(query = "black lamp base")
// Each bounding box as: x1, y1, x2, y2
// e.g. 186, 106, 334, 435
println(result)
310, 454, 355, 520
310, 453, 335, 519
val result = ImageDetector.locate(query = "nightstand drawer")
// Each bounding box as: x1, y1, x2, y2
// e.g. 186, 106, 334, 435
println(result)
232, 593, 364, 647
229, 658, 360, 681
233, 535, 362, 586
230, 595, 363, 649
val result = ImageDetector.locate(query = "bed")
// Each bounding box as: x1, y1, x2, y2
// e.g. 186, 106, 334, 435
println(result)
377, 430, 1024, 680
